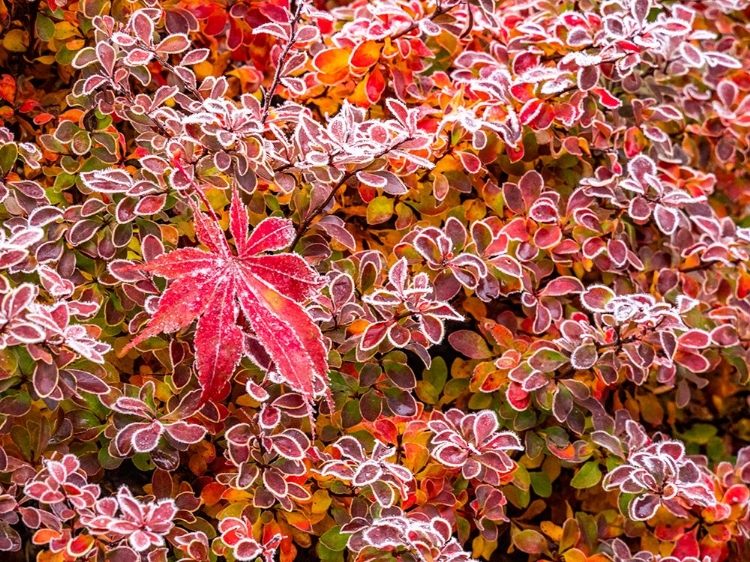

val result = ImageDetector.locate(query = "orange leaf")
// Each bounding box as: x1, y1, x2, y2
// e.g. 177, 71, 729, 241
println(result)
222, 489, 253, 502
201, 482, 226, 506
33, 529, 62, 544
313, 48, 350, 85
283, 510, 313, 533
58, 109, 84, 122
279, 538, 297, 562
349, 78, 370, 107
37, 551, 64, 562
33, 113, 54, 125
350, 40, 382, 69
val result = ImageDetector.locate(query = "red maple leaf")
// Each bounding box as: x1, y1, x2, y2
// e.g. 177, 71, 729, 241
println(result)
120, 188, 328, 403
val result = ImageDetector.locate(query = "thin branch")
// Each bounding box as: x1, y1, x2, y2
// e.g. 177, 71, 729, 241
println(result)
171, 157, 224, 232
121, 90, 171, 139
391, 3, 450, 41
458, 0, 474, 41
260, 1, 305, 124
291, 169, 357, 250
147, 48, 204, 102
290, 140, 412, 249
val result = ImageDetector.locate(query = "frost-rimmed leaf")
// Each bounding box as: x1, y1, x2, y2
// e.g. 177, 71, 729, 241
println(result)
121, 187, 328, 403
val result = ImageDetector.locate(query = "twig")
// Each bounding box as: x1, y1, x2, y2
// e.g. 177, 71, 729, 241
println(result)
290, 140, 411, 249
260, 0, 305, 124
121, 90, 171, 139
147, 47, 204, 102
391, 3, 449, 41
171, 157, 224, 233
458, 0, 474, 40
291, 169, 357, 250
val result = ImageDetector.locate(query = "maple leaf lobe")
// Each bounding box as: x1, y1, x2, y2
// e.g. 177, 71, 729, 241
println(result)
122, 189, 328, 403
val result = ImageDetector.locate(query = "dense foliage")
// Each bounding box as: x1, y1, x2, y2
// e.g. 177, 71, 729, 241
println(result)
1, 0, 750, 560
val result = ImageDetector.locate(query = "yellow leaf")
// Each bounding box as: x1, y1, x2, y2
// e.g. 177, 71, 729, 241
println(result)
194, 60, 216, 81
53, 21, 79, 40
480, 538, 497, 560
382, 39, 399, 58
562, 549, 588, 562
3, 29, 29, 53
159, 224, 179, 245
637, 392, 664, 426
235, 393, 261, 407
471, 535, 485, 559
311, 490, 331, 514
540, 521, 563, 542
37, 550, 65, 562
402, 443, 429, 473
462, 297, 487, 321
464, 198, 487, 221
216, 501, 251, 519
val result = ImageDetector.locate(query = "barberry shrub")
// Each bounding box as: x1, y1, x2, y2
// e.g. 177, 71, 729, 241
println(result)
1, 0, 750, 560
